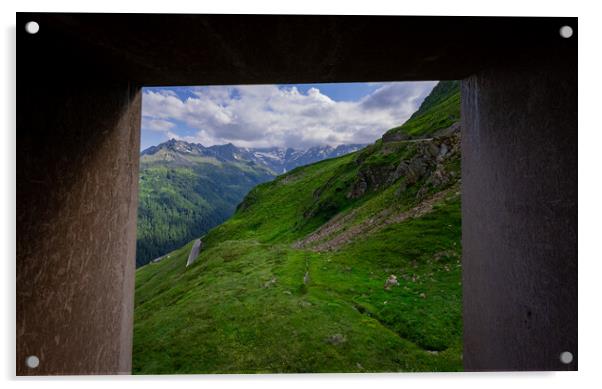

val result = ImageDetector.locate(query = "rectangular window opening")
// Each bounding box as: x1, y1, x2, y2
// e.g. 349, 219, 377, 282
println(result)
133, 80, 462, 374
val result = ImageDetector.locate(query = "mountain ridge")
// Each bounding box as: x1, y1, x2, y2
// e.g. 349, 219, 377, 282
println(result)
141, 139, 368, 174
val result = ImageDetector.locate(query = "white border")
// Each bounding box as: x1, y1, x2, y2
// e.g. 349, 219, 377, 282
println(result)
2, 1, 601, 388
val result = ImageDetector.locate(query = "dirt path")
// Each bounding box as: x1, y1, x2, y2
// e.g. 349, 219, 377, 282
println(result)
186, 239, 203, 267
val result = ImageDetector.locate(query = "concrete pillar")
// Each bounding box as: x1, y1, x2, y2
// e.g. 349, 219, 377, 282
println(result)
462, 53, 577, 370
16, 81, 141, 375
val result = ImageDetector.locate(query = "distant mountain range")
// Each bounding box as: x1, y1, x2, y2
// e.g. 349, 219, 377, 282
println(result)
141, 140, 367, 174
136, 139, 367, 267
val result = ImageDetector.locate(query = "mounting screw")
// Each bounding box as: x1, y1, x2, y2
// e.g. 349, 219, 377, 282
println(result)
559, 351, 573, 364
25, 21, 39, 35
559, 25, 573, 39
25, 355, 40, 368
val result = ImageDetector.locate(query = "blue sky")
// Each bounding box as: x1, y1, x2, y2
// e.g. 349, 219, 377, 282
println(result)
140, 81, 437, 150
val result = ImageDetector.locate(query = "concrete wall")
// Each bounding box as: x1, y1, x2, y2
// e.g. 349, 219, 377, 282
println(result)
462, 54, 577, 370
16, 81, 141, 375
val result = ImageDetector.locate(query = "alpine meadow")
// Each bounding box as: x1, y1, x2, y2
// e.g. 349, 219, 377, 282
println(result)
133, 80, 463, 373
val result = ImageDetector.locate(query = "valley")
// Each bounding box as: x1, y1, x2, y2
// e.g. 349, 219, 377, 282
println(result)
133, 81, 462, 373
137, 141, 365, 266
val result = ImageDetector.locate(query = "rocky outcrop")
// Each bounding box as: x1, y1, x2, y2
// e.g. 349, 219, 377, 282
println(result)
348, 125, 460, 201
396, 132, 460, 199
382, 130, 411, 143
432, 121, 461, 138
294, 124, 461, 253
347, 164, 398, 199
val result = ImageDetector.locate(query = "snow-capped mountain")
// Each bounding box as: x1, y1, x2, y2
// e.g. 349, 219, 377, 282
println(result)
141, 139, 367, 174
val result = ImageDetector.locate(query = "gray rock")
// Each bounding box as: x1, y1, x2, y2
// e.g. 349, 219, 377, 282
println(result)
384, 274, 399, 290
263, 277, 277, 288
438, 143, 449, 158
432, 122, 461, 138
382, 131, 410, 143
303, 271, 310, 285
325, 333, 347, 345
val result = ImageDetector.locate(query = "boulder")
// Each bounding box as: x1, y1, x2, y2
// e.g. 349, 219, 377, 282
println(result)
325, 333, 347, 345
384, 274, 399, 290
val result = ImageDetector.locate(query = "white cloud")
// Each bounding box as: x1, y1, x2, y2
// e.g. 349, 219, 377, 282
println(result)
141, 117, 176, 132
141, 81, 437, 149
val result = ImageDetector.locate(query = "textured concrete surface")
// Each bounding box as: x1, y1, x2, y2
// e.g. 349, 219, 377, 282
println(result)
18, 13, 576, 86
16, 81, 141, 375
462, 53, 577, 371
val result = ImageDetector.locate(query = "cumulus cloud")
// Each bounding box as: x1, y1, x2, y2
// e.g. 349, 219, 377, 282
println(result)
141, 118, 176, 132
141, 81, 436, 149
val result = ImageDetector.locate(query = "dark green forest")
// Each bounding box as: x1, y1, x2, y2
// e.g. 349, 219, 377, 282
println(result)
136, 161, 273, 266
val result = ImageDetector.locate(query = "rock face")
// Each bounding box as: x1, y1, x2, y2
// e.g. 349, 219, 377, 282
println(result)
347, 163, 398, 199
347, 125, 460, 201
432, 121, 461, 138
382, 131, 411, 143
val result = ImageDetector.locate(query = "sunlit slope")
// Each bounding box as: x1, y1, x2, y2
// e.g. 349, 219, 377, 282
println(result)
383, 80, 460, 140
134, 144, 461, 373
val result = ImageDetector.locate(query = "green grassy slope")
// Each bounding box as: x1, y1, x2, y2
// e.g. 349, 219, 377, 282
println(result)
133, 81, 462, 373
383, 80, 460, 140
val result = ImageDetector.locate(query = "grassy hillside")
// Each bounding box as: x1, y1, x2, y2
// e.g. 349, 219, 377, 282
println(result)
383, 80, 460, 140
133, 81, 462, 373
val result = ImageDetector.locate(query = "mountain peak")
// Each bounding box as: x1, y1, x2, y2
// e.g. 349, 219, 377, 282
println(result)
141, 139, 205, 156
